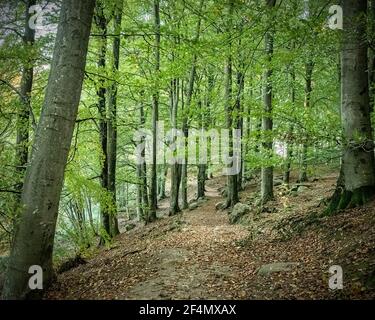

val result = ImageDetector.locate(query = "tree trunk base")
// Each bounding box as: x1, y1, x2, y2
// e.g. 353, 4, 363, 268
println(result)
325, 186, 375, 215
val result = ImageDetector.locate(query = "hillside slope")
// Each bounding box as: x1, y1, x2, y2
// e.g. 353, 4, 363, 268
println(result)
46, 175, 375, 300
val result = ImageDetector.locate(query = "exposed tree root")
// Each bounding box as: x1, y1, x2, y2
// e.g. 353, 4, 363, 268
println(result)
325, 185, 375, 215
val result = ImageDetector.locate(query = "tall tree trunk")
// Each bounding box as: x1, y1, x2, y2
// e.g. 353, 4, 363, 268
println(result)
15, 0, 36, 198
261, 0, 276, 206
283, 67, 295, 185
138, 94, 149, 221
369, 0, 375, 114
180, 1, 204, 209
2, 0, 95, 299
299, 60, 314, 183
158, 165, 167, 200
197, 96, 206, 199
107, 0, 123, 237
94, 3, 111, 240
236, 68, 245, 191
149, 0, 160, 223
224, 0, 239, 209
169, 78, 182, 215
328, 0, 375, 213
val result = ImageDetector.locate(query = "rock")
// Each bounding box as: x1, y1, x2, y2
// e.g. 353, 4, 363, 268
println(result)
189, 203, 199, 211
219, 187, 228, 197
273, 179, 283, 187
229, 203, 250, 224
290, 185, 299, 192
196, 197, 207, 206
57, 255, 86, 274
215, 202, 224, 211
258, 262, 299, 276
297, 185, 309, 192
125, 223, 136, 231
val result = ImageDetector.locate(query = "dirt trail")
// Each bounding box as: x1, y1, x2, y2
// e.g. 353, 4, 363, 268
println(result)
47, 177, 251, 299
46, 174, 375, 300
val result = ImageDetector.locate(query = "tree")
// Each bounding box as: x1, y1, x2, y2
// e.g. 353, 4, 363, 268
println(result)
298, 60, 314, 182
149, 0, 160, 223
107, 0, 124, 237
15, 0, 36, 196
327, 0, 375, 212
94, 1, 111, 240
224, 0, 239, 209
261, 0, 276, 205
2, 0, 96, 299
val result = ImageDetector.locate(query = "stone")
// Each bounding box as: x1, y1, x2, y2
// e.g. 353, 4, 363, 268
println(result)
196, 197, 207, 206
257, 262, 299, 276
125, 223, 136, 232
215, 202, 224, 211
189, 203, 199, 211
297, 186, 309, 192
273, 179, 283, 187
229, 203, 250, 224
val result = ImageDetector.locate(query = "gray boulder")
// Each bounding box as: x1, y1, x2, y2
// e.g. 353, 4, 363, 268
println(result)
189, 203, 199, 211
215, 202, 224, 211
297, 185, 309, 192
258, 262, 299, 276
125, 223, 136, 232
229, 203, 250, 224
273, 179, 283, 187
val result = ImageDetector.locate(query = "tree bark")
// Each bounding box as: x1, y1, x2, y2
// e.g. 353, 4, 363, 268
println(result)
107, 0, 123, 237
299, 60, 314, 183
328, 0, 375, 212
169, 78, 182, 215
15, 0, 36, 198
283, 68, 295, 185
261, 0, 276, 205
94, 2, 111, 240
224, 0, 239, 209
369, 0, 375, 114
149, 0, 160, 223
2, 0, 95, 299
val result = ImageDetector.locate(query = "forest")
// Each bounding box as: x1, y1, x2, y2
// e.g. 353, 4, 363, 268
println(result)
0, 0, 374, 301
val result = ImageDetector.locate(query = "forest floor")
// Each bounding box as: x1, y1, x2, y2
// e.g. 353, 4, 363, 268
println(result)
46, 172, 375, 300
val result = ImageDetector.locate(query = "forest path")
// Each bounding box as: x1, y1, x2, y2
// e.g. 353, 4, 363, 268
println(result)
46, 173, 375, 299
47, 176, 253, 299
124, 177, 249, 299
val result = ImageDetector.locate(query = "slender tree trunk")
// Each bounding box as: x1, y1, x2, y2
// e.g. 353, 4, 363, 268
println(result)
197, 95, 206, 199
15, 0, 36, 199
236, 68, 245, 191
224, 0, 239, 209
369, 0, 375, 114
2, 0, 95, 299
169, 79, 182, 215
243, 86, 252, 182
328, 0, 375, 213
107, 0, 123, 237
261, 0, 276, 206
94, 3, 111, 240
299, 61, 314, 183
139, 95, 149, 220
158, 165, 167, 200
149, 0, 160, 223
283, 68, 295, 185
180, 0, 204, 210
136, 164, 143, 220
